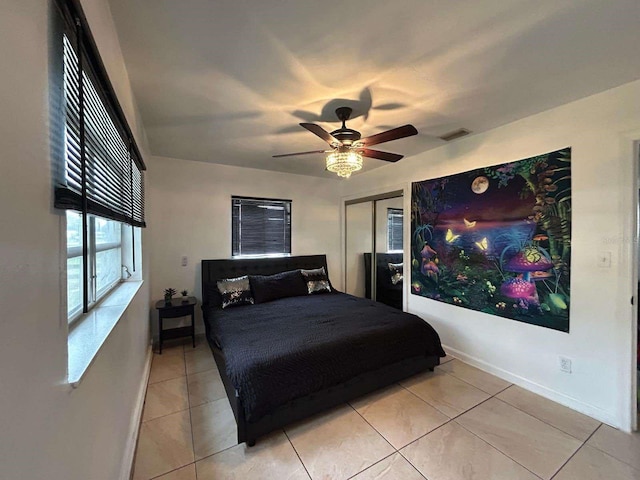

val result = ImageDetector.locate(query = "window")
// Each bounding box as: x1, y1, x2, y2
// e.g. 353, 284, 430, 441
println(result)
66, 212, 123, 320
232, 197, 291, 257
387, 208, 403, 252
54, 0, 146, 323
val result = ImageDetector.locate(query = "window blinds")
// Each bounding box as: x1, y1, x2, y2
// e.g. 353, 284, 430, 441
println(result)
387, 208, 403, 251
54, 0, 146, 228
232, 197, 292, 256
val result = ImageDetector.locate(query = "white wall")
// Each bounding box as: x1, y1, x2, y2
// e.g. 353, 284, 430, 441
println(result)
147, 155, 343, 336
0, 1, 151, 478
341, 80, 640, 430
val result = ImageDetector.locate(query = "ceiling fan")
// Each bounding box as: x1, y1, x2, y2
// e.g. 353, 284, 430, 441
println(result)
273, 107, 418, 178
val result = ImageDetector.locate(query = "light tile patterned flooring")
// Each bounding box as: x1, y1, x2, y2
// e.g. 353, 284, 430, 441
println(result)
132, 339, 640, 480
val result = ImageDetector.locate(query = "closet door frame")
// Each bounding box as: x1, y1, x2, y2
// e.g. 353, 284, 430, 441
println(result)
344, 188, 404, 304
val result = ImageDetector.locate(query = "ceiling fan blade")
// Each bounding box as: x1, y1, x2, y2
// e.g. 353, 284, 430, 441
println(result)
272, 149, 327, 158
300, 123, 341, 146
361, 124, 418, 146
358, 148, 404, 163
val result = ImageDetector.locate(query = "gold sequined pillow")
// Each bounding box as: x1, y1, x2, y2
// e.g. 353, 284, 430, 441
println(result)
300, 267, 331, 294
388, 262, 403, 285
216, 275, 254, 309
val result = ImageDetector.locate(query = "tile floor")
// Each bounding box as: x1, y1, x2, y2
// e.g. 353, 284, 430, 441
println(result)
132, 341, 640, 480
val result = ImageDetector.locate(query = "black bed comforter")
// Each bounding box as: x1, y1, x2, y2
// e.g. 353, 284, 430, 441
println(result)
204, 292, 445, 422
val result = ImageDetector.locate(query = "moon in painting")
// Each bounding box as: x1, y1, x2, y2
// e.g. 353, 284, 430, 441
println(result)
471, 176, 489, 194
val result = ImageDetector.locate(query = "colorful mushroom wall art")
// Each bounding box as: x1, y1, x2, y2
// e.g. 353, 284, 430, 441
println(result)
410, 147, 571, 332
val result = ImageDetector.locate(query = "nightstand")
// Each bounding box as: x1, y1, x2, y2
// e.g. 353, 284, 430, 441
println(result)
154, 297, 196, 354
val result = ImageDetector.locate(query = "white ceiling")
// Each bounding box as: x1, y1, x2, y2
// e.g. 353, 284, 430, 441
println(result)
108, 0, 640, 178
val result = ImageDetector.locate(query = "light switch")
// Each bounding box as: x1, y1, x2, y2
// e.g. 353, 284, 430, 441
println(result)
181, 256, 188, 267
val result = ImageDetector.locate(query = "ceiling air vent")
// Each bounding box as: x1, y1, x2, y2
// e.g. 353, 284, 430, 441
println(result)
439, 128, 471, 142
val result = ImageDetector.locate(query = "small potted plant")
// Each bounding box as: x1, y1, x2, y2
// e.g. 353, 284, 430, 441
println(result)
164, 288, 177, 305
181, 290, 189, 302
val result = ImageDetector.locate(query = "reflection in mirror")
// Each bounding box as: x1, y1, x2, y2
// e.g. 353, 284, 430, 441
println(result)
373, 196, 403, 309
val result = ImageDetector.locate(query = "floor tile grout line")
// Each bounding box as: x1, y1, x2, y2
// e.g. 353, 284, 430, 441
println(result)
549, 425, 602, 479
495, 394, 601, 442
399, 416, 456, 449
571, 438, 640, 476
487, 395, 600, 446
193, 440, 239, 464
347, 400, 432, 478
403, 362, 508, 409
135, 345, 192, 480
410, 380, 602, 480
396, 420, 463, 480
580, 424, 640, 472
344, 451, 416, 480
148, 346, 187, 385
434, 392, 545, 478
188, 332, 246, 465
142, 404, 191, 425
148, 462, 195, 480
443, 359, 603, 443
185, 366, 218, 381
455, 388, 585, 478
482, 379, 605, 475
345, 399, 436, 478
141, 375, 190, 424
282, 428, 313, 480
397, 378, 459, 419
147, 376, 184, 386
438, 363, 512, 397
346, 401, 399, 452
183, 345, 198, 476
452, 418, 544, 480
397, 379, 473, 420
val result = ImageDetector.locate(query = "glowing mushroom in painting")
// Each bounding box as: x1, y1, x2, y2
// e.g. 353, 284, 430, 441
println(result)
420, 244, 439, 281
500, 277, 537, 303
500, 246, 554, 306
504, 247, 553, 283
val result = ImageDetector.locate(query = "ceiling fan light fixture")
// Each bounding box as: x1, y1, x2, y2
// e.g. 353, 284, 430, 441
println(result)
326, 149, 363, 178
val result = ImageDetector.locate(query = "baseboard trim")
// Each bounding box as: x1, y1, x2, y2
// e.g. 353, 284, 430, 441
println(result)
442, 344, 619, 428
120, 345, 152, 480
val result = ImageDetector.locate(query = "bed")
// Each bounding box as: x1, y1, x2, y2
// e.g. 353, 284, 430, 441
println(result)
201, 254, 445, 446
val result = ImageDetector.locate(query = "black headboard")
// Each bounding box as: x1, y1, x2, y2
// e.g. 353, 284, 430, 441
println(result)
201, 255, 329, 307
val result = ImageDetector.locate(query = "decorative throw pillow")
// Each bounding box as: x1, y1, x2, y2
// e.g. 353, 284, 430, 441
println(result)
300, 267, 331, 294
388, 262, 403, 285
217, 275, 254, 309
249, 270, 308, 304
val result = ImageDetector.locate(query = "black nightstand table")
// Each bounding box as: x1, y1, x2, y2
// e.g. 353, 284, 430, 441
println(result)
155, 297, 197, 354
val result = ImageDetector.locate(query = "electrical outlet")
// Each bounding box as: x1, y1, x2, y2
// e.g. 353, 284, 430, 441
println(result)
559, 356, 572, 373
181, 256, 188, 267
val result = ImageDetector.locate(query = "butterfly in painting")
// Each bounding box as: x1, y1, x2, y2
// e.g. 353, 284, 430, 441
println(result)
475, 237, 488, 251
445, 228, 460, 243
463, 218, 476, 228
523, 246, 542, 262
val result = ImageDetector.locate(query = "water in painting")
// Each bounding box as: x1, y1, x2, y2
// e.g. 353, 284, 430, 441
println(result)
411, 147, 571, 332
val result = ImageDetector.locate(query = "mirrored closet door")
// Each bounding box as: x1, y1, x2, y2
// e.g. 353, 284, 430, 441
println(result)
345, 192, 404, 309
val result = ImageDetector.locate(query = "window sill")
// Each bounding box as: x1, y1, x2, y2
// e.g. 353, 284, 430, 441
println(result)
67, 280, 143, 387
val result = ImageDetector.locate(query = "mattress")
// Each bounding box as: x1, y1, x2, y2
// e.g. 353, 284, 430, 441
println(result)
204, 292, 445, 422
